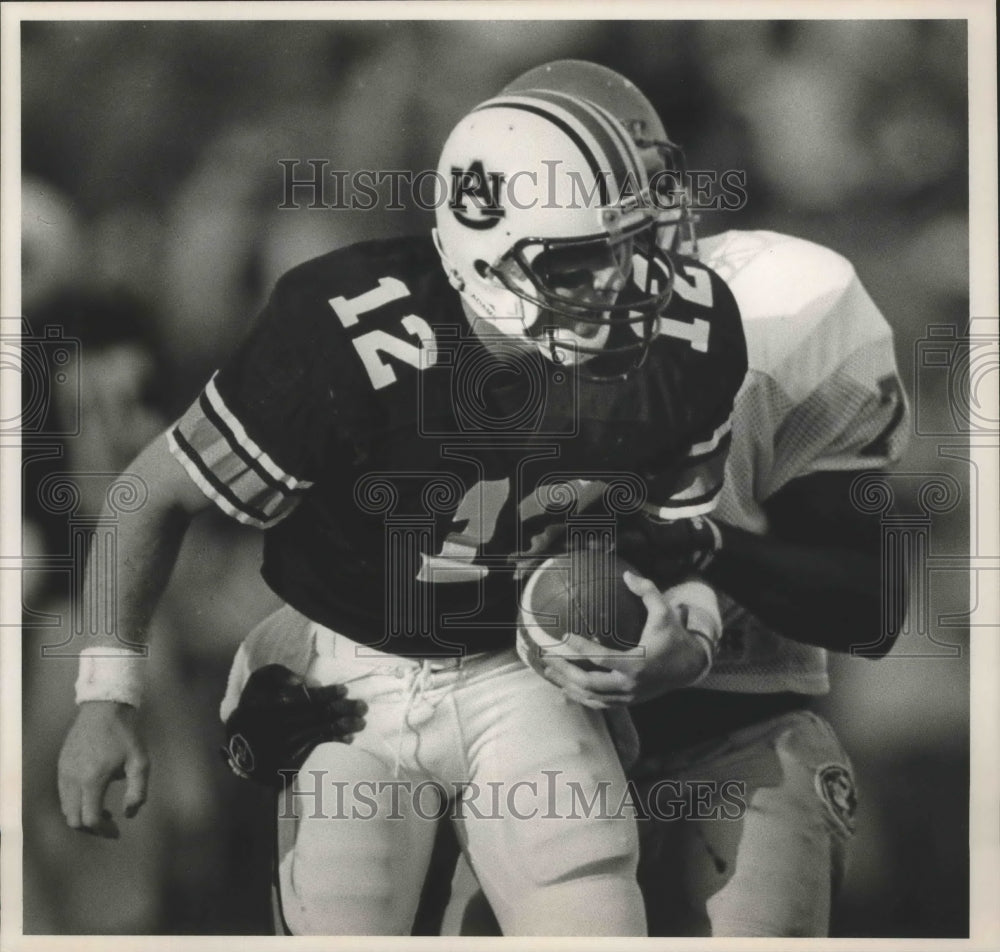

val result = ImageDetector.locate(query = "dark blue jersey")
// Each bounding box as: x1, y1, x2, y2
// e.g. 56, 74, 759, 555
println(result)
168, 234, 746, 656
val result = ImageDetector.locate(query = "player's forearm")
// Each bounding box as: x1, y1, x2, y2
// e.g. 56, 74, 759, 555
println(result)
78, 433, 210, 657
80, 496, 193, 654
703, 522, 891, 656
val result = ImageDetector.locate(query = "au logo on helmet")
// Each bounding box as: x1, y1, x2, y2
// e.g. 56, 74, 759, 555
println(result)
450, 160, 506, 230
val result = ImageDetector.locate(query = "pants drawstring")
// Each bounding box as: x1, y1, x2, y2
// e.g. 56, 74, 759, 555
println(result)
393, 661, 433, 778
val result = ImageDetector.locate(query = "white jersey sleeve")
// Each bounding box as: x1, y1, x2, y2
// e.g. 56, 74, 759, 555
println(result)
692, 230, 911, 694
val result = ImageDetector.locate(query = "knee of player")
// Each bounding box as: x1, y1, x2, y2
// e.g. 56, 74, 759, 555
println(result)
508, 815, 639, 887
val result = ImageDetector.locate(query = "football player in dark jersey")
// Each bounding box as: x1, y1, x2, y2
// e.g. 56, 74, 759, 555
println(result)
437, 61, 911, 938
56, 89, 748, 935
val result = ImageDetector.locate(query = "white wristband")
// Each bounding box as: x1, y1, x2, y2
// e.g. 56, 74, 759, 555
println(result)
662, 579, 723, 686
75, 646, 146, 708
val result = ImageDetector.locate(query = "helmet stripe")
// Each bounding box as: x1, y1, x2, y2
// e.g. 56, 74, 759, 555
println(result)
517, 89, 644, 196
475, 98, 612, 205
571, 96, 646, 180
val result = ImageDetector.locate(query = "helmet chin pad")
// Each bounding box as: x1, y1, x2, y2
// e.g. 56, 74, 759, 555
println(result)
433, 227, 544, 344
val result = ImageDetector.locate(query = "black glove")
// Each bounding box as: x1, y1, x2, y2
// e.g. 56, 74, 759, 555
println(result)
613, 512, 723, 589
221, 664, 367, 788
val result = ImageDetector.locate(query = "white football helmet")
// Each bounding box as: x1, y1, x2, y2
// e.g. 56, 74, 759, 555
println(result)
433, 91, 676, 374
501, 60, 697, 256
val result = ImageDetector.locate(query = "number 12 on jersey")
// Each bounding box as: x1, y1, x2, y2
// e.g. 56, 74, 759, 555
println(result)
328, 277, 437, 389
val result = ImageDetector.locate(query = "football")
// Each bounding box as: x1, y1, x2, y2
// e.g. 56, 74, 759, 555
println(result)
519, 545, 647, 656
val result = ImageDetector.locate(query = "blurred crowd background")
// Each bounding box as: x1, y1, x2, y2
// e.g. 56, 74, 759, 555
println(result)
18, 18, 973, 938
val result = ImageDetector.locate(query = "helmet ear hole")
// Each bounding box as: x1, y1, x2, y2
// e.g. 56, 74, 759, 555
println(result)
473, 260, 492, 279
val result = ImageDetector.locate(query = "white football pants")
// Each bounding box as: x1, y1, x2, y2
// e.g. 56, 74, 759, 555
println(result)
273, 625, 645, 936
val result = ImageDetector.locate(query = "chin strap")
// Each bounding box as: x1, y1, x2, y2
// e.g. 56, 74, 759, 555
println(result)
433, 228, 548, 351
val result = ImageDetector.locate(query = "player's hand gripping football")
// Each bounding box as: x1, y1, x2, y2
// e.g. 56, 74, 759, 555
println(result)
535, 571, 716, 709
58, 700, 150, 838
222, 664, 367, 788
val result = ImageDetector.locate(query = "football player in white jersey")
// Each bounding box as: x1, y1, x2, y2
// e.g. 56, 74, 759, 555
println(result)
438, 61, 910, 938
